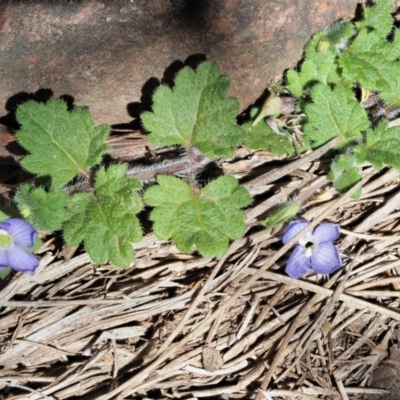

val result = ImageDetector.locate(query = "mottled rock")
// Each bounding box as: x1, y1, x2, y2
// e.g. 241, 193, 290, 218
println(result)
0, 0, 359, 125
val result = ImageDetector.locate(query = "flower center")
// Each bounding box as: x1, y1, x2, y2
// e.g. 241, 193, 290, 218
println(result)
0, 229, 13, 249
299, 234, 317, 257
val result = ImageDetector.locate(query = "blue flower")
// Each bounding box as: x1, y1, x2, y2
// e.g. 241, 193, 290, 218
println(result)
0, 218, 39, 274
282, 219, 342, 278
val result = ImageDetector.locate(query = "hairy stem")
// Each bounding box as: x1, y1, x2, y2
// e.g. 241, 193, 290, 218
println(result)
65, 147, 211, 195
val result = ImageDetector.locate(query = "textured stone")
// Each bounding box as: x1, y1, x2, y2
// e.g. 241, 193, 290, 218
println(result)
0, 0, 359, 126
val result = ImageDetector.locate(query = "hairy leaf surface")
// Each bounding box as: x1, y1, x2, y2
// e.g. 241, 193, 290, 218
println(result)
354, 120, 400, 170
305, 22, 354, 58
144, 175, 252, 257
63, 165, 143, 267
287, 57, 340, 102
340, 28, 400, 106
327, 155, 362, 195
304, 84, 370, 147
14, 184, 69, 231
356, 0, 394, 39
286, 22, 354, 100
263, 200, 301, 229
243, 121, 294, 156
141, 61, 244, 158
16, 99, 110, 190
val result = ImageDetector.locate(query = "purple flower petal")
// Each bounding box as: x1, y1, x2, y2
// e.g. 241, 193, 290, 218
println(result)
0, 218, 37, 248
310, 242, 343, 274
313, 223, 340, 244
285, 245, 312, 278
6, 246, 39, 274
0, 249, 9, 268
282, 219, 310, 244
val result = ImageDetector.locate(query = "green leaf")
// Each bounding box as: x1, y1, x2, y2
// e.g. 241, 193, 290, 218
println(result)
378, 80, 400, 106
286, 22, 354, 100
286, 56, 341, 102
327, 155, 362, 195
393, 28, 400, 54
16, 99, 110, 190
286, 69, 305, 100
340, 29, 400, 106
263, 200, 301, 229
0, 210, 9, 222
0, 267, 12, 279
306, 22, 354, 58
286, 61, 319, 99
141, 61, 244, 158
14, 184, 69, 231
354, 120, 400, 170
315, 22, 355, 53
63, 164, 144, 267
356, 0, 394, 39
243, 121, 294, 156
144, 175, 252, 257
303, 84, 370, 147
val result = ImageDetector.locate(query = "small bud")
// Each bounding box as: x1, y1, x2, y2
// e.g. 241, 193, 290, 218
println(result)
252, 93, 295, 126
317, 21, 353, 54
361, 93, 379, 109
263, 200, 301, 228
317, 37, 331, 53
19, 206, 32, 220
280, 97, 296, 115
271, 85, 286, 95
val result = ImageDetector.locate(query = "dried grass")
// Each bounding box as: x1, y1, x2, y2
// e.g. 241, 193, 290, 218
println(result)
1, 130, 400, 400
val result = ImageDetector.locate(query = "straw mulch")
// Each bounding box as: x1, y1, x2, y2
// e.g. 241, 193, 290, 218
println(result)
1, 125, 400, 400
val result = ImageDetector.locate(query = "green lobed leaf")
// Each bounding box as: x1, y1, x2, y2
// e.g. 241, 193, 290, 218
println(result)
286, 70, 306, 100
16, 99, 110, 190
286, 56, 341, 103
141, 61, 244, 158
63, 164, 144, 267
286, 61, 319, 99
327, 155, 362, 195
243, 121, 294, 156
354, 120, 400, 170
356, 0, 394, 39
303, 84, 370, 148
393, 28, 400, 54
144, 175, 252, 258
14, 184, 69, 231
340, 28, 400, 106
286, 22, 354, 101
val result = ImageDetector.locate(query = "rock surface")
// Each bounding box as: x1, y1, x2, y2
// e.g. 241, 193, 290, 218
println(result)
0, 0, 359, 125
